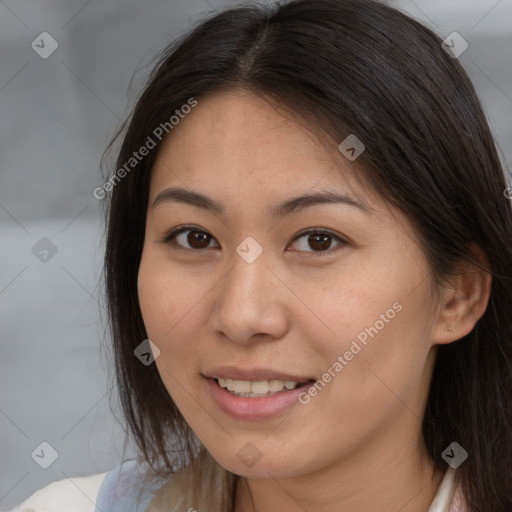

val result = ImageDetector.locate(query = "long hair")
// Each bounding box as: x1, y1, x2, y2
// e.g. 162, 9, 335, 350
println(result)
101, 1, 512, 510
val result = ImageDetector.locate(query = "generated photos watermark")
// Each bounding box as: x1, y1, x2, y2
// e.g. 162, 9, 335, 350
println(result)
93, 97, 198, 200
298, 301, 403, 404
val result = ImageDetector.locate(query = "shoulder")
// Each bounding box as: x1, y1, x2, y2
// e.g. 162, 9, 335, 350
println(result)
6, 459, 169, 512
95, 459, 170, 512
6, 470, 108, 512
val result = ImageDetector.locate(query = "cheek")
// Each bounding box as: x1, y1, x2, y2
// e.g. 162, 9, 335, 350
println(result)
329, 299, 433, 426
137, 258, 192, 409
310, 264, 433, 397
137, 257, 166, 337
137, 256, 182, 371
137, 251, 193, 338
299, 276, 399, 360
137, 252, 207, 375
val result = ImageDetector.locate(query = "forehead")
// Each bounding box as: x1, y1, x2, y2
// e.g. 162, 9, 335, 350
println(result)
149, 90, 389, 220
155, 91, 332, 176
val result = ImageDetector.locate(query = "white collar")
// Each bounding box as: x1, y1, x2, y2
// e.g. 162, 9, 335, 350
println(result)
428, 468, 458, 511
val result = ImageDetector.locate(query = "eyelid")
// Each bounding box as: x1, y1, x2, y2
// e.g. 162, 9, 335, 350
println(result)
161, 224, 348, 255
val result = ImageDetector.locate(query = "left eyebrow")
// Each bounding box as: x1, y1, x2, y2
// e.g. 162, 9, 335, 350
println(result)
151, 186, 376, 218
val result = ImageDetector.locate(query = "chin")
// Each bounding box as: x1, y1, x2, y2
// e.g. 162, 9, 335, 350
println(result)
208, 449, 306, 480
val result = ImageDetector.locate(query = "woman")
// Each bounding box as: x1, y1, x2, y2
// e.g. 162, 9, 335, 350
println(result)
10, 0, 511, 511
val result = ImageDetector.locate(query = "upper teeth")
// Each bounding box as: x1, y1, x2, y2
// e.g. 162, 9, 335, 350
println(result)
218, 378, 300, 394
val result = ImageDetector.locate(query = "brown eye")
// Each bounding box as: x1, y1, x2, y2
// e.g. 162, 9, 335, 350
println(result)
308, 233, 331, 251
289, 230, 347, 254
185, 230, 212, 249
164, 227, 217, 250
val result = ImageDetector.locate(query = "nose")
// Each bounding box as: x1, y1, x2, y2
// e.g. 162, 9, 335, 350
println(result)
209, 246, 289, 345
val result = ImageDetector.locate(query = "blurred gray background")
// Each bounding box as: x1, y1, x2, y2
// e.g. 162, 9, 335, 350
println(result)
1, 0, 511, 509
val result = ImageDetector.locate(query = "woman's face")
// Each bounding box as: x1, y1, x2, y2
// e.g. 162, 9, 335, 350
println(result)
137, 90, 443, 480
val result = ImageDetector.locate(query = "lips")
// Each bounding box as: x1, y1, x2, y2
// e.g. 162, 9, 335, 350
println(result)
203, 365, 315, 383
205, 376, 315, 420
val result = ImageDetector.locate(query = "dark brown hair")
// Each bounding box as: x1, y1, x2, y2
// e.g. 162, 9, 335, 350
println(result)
101, 0, 512, 509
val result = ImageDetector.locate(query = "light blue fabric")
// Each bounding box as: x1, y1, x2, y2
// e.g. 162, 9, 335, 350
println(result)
94, 459, 170, 512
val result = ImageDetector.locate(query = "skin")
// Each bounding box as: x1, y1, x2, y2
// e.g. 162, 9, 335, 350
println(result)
137, 89, 491, 512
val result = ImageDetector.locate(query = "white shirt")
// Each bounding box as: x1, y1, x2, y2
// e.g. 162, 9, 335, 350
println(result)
5, 463, 464, 512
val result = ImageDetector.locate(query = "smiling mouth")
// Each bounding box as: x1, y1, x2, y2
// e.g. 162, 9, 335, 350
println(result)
214, 377, 313, 398
205, 376, 316, 420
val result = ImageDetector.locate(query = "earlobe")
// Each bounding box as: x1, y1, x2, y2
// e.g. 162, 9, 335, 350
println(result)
431, 243, 492, 346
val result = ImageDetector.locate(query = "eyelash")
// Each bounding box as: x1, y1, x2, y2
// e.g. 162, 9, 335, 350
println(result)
160, 225, 348, 257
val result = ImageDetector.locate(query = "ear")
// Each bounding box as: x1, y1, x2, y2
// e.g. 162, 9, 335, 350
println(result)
431, 242, 492, 345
